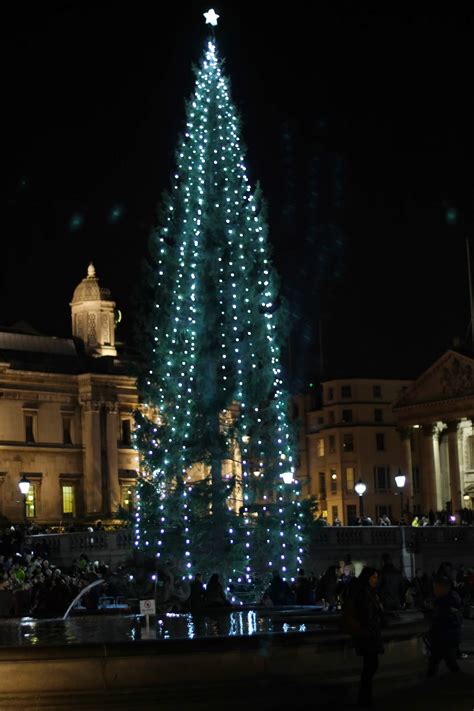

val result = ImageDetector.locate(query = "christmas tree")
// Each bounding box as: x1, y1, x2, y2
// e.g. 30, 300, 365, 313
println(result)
134, 10, 309, 585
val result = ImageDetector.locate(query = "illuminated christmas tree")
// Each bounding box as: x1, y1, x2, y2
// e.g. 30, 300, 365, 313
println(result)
134, 10, 308, 584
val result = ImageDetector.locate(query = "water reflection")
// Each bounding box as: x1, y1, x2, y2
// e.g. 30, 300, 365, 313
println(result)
0, 610, 318, 648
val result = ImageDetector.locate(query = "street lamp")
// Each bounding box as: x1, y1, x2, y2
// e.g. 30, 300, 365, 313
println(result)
395, 469, 406, 521
354, 479, 367, 518
280, 471, 294, 485
18, 475, 30, 525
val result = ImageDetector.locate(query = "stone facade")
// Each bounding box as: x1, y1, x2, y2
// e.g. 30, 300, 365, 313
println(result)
294, 378, 412, 524
0, 266, 138, 525
394, 349, 474, 518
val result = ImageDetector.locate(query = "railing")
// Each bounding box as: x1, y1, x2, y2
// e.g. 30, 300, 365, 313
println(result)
25, 526, 474, 568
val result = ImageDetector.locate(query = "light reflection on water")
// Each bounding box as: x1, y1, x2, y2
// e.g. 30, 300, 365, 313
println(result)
0, 611, 319, 648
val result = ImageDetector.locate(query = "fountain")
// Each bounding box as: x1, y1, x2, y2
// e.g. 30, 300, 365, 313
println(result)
62, 578, 104, 620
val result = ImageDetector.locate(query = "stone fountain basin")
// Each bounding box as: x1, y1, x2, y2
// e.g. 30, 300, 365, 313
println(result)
0, 612, 428, 705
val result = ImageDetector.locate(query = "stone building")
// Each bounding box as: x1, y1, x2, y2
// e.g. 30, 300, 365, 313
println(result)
294, 378, 412, 525
394, 349, 474, 517
0, 265, 138, 525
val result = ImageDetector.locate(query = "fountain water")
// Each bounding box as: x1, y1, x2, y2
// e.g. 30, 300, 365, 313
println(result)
62, 578, 103, 620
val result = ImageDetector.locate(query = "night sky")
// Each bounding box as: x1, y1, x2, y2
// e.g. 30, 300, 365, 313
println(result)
2, 2, 473, 390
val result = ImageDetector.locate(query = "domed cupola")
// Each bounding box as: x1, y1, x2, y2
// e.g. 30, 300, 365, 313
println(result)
70, 263, 117, 357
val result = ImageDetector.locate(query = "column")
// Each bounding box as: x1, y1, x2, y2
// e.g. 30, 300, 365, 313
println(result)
447, 420, 462, 514
422, 425, 437, 513
82, 400, 103, 516
432, 427, 443, 511
106, 403, 121, 516
399, 428, 414, 508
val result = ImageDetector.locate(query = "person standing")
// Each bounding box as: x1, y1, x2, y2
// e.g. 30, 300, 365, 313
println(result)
188, 572, 205, 613
343, 567, 384, 708
427, 575, 463, 676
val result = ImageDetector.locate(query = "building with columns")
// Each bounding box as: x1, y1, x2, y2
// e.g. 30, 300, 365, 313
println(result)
0, 264, 138, 526
394, 349, 474, 518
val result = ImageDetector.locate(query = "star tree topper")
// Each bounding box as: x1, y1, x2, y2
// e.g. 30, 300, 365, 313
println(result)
204, 8, 219, 26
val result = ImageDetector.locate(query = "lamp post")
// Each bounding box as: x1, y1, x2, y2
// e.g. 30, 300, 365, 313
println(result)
354, 479, 367, 519
18, 475, 30, 525
280, 471, 294, 485
395, 469, 406, 521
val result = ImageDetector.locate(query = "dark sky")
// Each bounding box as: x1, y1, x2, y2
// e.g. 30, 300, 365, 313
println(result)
2, 2, 473, 389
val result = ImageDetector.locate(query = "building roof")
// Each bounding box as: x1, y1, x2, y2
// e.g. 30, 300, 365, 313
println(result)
71, 262, 113, 305
0, 331, 77, 356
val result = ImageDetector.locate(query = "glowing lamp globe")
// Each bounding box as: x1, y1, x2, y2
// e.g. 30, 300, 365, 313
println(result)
395, 471, 406, 489
18, 475, 30, 496
354, 479, 366, 496
280, 471, 294, 485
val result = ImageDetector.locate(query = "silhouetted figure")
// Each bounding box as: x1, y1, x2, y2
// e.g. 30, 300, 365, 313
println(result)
343, 566, 384, 709
204, 573, 229, 607
378, 554, 404, 611
427, 575, 462, 677
267, 570, 293, 605
294, 568, 313, 605
189, 573, 205, 612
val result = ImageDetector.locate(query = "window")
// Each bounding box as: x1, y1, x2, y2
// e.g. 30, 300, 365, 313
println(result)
346, 504, 357, 525
342, 409, 353, 423
412, 466, 420, 493
343, 434, 354, 452
25, 485, 36, 518
375, 505, 392, 521
121, 419, 132, 446
345, 466, 355, 492
373, 385, 382, 398
374, 409, 383, 423
374, 466, 390, 491
317, 438, 325, 457
121, 485, 135, 512
319, 472, 326, 497
25, 414, 36, 443
62, 416, 73, 445
331, 505, 339, 522
327, 387, 334, 401
469, 436, 474, 469
330, 471, 337, 494
376, 433, 385, 451
317, 416, 324, 425
62, 485, 75, 517
329, 435, 336, 454
328, 410, 335, 424
341, 385, 352, 398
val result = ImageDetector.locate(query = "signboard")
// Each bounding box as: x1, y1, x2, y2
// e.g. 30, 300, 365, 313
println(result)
140, 599, 156, 616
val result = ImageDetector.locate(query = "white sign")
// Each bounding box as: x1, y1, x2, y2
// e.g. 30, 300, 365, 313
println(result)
140, 599, 156, 615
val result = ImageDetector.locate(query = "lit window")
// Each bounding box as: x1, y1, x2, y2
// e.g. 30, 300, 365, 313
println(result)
345, 466, 355, 492
317, 438, 325, 457
121, 485, 135, 512
62, 485, 75, 516
25, 485, 36, 518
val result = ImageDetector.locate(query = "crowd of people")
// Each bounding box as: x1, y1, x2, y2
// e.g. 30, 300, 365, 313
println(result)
0, 525, 113, 617
321, 507, 474, 527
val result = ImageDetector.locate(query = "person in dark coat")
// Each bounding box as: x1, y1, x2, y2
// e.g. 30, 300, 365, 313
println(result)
188, 573, 205, 612
204, 573, 229, 607
267, 570, 293, 605
294, 569, 313, 605
378, 554, 404, 611
427, 575, 462, 676
343, 566, 384, 708
319, 565, 340, 611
